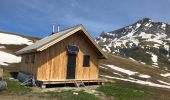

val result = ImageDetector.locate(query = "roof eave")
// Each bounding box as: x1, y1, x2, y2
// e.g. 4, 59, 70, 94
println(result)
79, 26, 108, 59
15, 49, 37, 55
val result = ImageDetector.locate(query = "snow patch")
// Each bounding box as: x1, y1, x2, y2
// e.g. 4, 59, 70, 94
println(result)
135, 23, 141, 29
160, 73, 170, 77
151, 53, 158, 66
153, 44, 160, 48
104, 64, 138, 75
145, 22, 152, 27
138, 74, 151, 78
102, 48, 107, 52
138, 32, 152, 39
146, 52, 158, 67
140, 62, 146, 65
0, 51, 21, 66
161, 23, 166, 30
158, 80, 170, 86
101, 75, 170, 89
113, 72, 124, 77
128, 57, 137, 62
0, 33, 33, 45
0, 46, 5, 49
105, 45, 111, 52
99, 66, 108, 69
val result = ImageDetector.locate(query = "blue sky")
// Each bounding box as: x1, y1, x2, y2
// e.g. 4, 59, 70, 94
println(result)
0, 0, 170, 38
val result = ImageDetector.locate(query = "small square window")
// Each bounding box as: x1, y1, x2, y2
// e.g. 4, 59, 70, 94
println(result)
25, 55, 29, 64
83, 55, 90, 67
31, 55, 35, 64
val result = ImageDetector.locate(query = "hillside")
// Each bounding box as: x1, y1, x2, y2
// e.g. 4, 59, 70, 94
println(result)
0, 31, 40, 71
99, 53, 170, 90
96, 18, 170, 70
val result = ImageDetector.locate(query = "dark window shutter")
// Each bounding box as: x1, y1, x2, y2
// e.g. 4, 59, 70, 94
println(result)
31, 55, 35, 64
83, 55, 90, 67
25, 55, 29, 64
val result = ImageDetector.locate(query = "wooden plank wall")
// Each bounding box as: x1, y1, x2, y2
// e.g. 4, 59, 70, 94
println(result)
36, 35, 69, 81
0, 68, 3, 78
20, 53, 38, 79
74, 32, 99, 80
20, 30, 99, 81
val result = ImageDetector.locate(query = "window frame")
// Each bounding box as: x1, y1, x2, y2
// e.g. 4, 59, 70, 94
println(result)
83, 55, 90, 67
31, 55, 35, 64
25, 55, 29, 64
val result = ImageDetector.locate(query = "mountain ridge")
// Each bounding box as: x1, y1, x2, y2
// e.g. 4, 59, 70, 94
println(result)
96, 18, 170, 69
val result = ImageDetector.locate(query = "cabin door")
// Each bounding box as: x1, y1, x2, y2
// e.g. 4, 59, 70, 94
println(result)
66, 54, 76, 79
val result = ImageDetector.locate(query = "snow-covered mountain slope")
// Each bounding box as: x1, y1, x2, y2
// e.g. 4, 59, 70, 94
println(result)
99, 54, 170, 89
0, 31, 39, 67
96, 18, 170, 69
0, 51, 21, 66
0, 32, 33, 45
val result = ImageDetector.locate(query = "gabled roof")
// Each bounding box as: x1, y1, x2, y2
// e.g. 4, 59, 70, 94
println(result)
16, 24, 107, 59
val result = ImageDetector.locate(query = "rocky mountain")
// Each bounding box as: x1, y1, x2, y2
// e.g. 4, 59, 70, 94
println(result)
96, 18, 170, 69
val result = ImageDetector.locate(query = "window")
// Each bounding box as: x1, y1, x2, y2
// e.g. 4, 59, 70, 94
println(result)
31, 55, 35, 64
25, 55, 29, 64
83, 55, 90, 67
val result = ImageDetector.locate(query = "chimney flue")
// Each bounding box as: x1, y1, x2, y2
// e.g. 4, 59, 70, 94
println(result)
52, 25, 55, 33
57, 25, 60, 32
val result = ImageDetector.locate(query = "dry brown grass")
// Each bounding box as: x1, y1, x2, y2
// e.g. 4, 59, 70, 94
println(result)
99, 53, 170, 84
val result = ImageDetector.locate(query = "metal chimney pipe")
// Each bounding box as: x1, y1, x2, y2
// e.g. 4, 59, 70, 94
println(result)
57, 25, 60, 32
52, 25, 55, 33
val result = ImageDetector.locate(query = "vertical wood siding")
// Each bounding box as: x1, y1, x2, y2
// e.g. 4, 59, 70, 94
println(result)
20, 30, 99, 81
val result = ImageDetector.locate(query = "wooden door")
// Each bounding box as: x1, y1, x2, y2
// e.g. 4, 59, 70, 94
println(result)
66, 54, 76, 79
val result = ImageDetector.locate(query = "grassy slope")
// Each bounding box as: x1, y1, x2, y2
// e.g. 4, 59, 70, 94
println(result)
97, 80, 170, 100
98, 53, 170, 99
99, 53, 170, 85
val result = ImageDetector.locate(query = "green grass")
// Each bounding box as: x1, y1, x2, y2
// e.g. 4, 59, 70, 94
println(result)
1, 78, 98, 100
44, 90, 99, 100
5, 79, 31, 94
1, 77, 170, 100
97, 81, 152, 100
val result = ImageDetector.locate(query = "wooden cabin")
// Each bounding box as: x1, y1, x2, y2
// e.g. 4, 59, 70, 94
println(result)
16, 25, 107, 87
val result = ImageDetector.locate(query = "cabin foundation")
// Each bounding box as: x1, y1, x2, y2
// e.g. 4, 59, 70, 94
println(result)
37, 79, 103, 88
